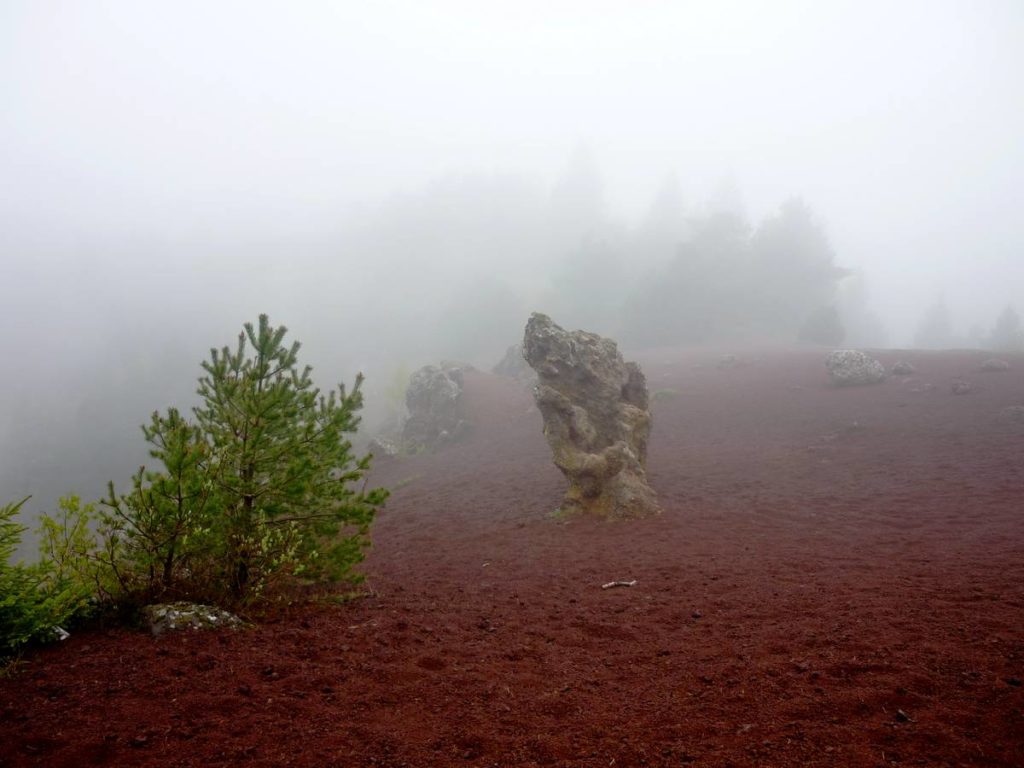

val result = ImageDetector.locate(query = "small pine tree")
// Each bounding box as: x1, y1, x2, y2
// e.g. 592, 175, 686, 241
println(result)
38, 315, 389, 610
98, 408, 216, 601
194, 315, 387, 602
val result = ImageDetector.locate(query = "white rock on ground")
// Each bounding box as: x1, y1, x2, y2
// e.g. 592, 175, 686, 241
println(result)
825, 350, 887, 386
142, 602, 242, 637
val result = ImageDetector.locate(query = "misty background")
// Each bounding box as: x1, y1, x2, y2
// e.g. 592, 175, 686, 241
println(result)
3, 1, 1023, 541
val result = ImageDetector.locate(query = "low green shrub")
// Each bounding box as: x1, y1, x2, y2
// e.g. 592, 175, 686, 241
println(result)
1, 498, 93, 658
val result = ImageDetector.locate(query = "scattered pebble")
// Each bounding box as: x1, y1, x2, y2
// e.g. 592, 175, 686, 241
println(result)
951, 379, 972, 395
978, 358, 1010, 373
1000, 406, 1024, 422
891, 361, 916, 375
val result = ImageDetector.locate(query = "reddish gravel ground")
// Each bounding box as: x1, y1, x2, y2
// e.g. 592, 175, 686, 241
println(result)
2, 346, 1023, 767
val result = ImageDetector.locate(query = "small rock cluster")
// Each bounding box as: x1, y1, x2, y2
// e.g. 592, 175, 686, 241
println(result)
142, 603, 242, 637
950, 379, 973, 396
825, 350, 887, 386
1000, 405, 1024, 422
979, 358, 1011, 373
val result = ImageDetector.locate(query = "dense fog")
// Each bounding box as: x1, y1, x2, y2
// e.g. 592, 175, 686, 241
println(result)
3, 1, 1023, 542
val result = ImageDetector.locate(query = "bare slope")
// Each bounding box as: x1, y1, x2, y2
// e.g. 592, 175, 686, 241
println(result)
2, 348, 1023, 767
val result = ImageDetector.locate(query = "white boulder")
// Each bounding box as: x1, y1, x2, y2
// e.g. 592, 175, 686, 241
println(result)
825, 350, 887, 387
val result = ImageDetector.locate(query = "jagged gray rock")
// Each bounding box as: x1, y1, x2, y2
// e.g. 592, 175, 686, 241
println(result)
825, 350, 887, 386
401, 364, 466, 452
891, 360, 916, 375
523, 313, 659, 519
367, 436, 400, 458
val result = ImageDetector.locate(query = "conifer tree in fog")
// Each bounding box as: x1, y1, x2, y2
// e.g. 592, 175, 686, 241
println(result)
97, 408, 214, 600
194, 315, 387, 599
797, 305, 845, 346
42, 315, 388, 607
621, 196, 849, 347
620, 209, 753, 345
988, 305, 1024, 352
749, 198, 847, 336
914, 298, 956, 349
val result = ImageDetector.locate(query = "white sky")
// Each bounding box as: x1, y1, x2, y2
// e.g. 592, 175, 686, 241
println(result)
2, 0, 1023, 339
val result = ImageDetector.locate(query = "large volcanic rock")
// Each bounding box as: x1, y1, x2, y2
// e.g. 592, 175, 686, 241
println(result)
523, 313, 660, 519
401, 364, 467, 452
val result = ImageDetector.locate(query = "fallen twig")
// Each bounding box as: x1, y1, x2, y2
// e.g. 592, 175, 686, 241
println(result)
601, 580, 637, 589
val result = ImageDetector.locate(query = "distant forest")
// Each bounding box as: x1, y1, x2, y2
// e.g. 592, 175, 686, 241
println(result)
4, 153, 1021, 552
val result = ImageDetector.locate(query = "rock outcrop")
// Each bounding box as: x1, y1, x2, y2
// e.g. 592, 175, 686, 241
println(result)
401, 363, 467, 452
891, 360, 916, 376
367, 435, 400, 458
492, 344, 536, 384
825, 350, 886, 386
523, 313, 659, 519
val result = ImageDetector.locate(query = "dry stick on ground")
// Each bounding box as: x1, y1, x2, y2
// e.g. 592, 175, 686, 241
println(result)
601, 580, 637, 589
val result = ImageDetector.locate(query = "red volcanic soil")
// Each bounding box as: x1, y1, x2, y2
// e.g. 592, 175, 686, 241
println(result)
2, 347, 1023, 767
